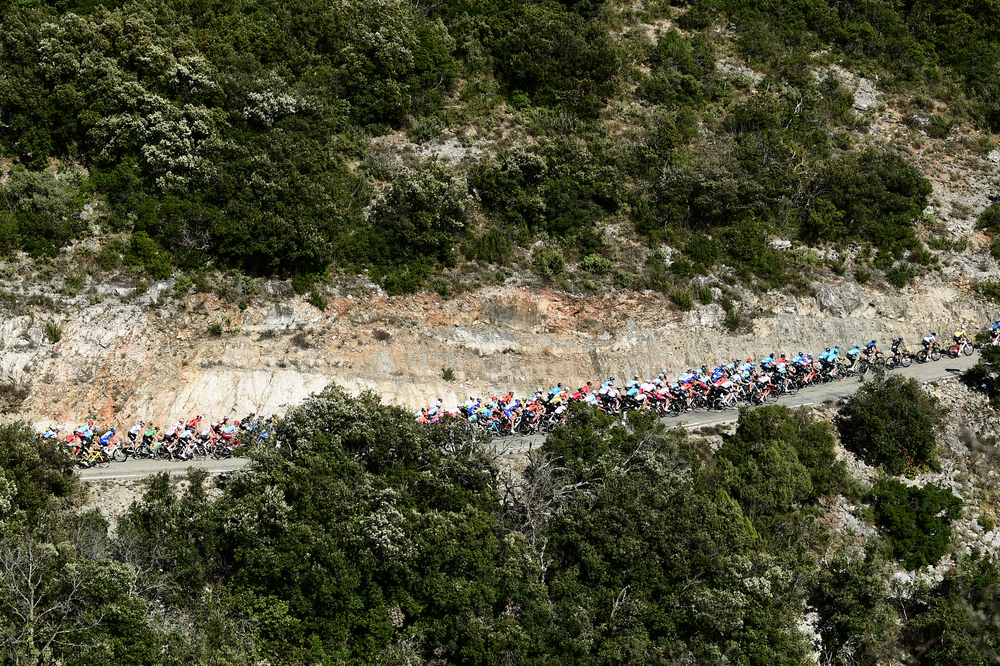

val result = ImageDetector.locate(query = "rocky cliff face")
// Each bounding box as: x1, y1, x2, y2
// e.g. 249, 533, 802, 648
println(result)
7, 269, 995, 429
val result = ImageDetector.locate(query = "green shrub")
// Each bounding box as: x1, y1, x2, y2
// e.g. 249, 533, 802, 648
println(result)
96, 243, 121, 270
406, 116, 443, 144
60, 274, 83, 296
465, 228, 512, 265
533, 247, 565, 278
698, 284, 713, 305
855, 269, 871, 284
172, 275, 193, 298
579, 253, 614, 275
974, 280, 1000, 301
44, 321, 62, 343
291, 273, 319, 295
442, 366, 455, 381
978, 204, 1000, 233
670, 289, 693, 310
715, 406, 846, 517
308, 290, 327, 311
208, 321, 224, 336
837, 374, 943, 474
886, 264, 915, 288
123, 231, 172, 279
868, 479, 962, 570
686, 235, 719, 267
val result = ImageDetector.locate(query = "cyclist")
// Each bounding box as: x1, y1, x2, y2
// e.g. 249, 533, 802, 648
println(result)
185, 415, 202, 432
128, 421, 145, 444
864, 339, 878, 358
991, 320, 1000, 345
953, 326, 970, 351
846, 344, 862, 367
43, 426, 61, 439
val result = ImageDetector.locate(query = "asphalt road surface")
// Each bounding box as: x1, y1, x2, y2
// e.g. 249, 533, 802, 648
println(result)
79, 456, 249, 482
78, 351, 982, 480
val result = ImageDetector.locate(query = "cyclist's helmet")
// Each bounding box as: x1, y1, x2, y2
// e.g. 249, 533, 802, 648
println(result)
870, 339, 876, 344
234, 420, 240, 426
88, 420, 94, 426
932, 332, 936, 336
109, 428, 116, 433
140, 421, 145, 426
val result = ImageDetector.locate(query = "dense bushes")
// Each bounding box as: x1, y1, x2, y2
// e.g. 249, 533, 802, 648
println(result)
715, 406, 846, 517
868, 479, 962, 570
0, 386, 991, 664
804, 148, 932, 250
837, 374, 943, 474
0, 0, 988, 290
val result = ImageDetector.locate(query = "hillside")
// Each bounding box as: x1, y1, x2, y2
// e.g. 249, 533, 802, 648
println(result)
1, 0, 1000, 300
5, 1, 1000, 665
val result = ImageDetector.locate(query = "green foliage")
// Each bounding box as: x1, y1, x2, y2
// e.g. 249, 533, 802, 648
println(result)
533, 247, 565, 278
686, 235, 719, 267
715, 406, 846, 518
123, 231, 172, 279
441, 366, 455, 381
308, 290, 327, 311
975, 279, 1000, 302
0, 167, 85, 257
540, 406, 811, 662
493, 4, 620, 116
978, 204, 1000, 234
357, 163, 470, 288
964, 345, 1000, 402
669, 288, 694, 310
464, 227, 512, 265
172, 275, 192, 298
579, 253, 614, 275
44, 321, 62, 343
0, 422, 76, 525
470, 144, 619, 247
96, 238, 125, 270
886, 263, 915, 288
837, 374, 942, 474
812, 545, 900, 665
903, 552, 1000, 664
804, 148, 931, 250
698, 284, 713, 304
868, 479, 962, 570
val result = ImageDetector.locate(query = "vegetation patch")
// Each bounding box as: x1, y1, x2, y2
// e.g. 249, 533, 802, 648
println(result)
837, 374, 943, 474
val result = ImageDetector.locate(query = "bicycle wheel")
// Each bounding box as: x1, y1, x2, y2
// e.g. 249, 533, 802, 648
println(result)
190, 446, 207, 462
112, 449, 127, 462
858, 361, 869, 375
930, 349, 941, 361
964, 344, 975, 357
784, 381, 799, 396
900, 354, 911, 367
95, 454, 111, 469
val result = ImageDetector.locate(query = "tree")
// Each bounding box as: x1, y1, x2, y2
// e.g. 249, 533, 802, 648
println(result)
868, 479, 962, 570
837, 374, 943, 474
714, 405, 846, 518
